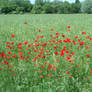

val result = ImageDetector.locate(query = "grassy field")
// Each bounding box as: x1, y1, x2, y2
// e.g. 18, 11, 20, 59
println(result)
0, 14, 92, 92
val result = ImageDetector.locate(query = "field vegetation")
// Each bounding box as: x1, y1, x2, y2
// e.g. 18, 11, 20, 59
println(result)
0, 14, 92, 92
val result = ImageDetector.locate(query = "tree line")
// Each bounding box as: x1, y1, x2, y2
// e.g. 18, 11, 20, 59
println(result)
0, 0, 92, 14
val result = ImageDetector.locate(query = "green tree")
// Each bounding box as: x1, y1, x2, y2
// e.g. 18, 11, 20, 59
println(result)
63, 1, 72, 14
71, 0, 81, 13
35, 0, 44, 5
31, 5, 42, 14
0, 0, 10, 14
51, 0, 63, 13
81, 0, 92, 13
9, 0, 32, 14
75, 0, 80, 3
42, 2, 53, 13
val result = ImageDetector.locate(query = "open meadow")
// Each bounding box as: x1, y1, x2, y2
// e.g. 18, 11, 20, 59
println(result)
0, 14, 92, 92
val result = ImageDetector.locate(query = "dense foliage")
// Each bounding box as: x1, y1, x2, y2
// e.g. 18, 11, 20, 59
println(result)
0, 0, 91, 14
81, 0, 92, 13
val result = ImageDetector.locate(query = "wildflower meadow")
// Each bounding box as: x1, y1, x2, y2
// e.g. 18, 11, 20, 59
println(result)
0, 14, 92, 92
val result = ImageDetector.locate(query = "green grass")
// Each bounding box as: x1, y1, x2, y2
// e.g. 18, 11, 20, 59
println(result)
0, 14, 92, 92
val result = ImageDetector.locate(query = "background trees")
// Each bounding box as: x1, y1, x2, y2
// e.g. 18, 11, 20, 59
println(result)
71, 0, 81, 13
0, 0, 92, 14
0, 0, 33, 14
81, 0, 92, 13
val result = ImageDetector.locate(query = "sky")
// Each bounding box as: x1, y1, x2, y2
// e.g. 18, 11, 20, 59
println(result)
30, 0, 85, 4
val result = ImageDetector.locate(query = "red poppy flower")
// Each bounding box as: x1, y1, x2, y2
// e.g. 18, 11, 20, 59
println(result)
24, 41, 28, 45
56, 35, 59, 38
80, 41, 85, 46
26, 57, 30, 59
28, 44, 31, 47
11, 71, 13, 73
42, 43, 47, 46
66, 50, 69, 54
44, 63, 47, 65
35, 64, 37, 66
49, 73, 52, 76
9, 47, 14, 49
54, 52, 59, 55
24, 22, 27, 24
55, 33, 59, 35
66, 56, 71, 61
67, 38, 71, 43
71, 52, 75, 55
8, 52, 12, 54
6, 42, 10, 44
90, 70, 92, 72
0, 55, 1, 58
45, 50, 49, 53
75, 36, 78, 39
40, 36, 44, 38
4, 61, 9, 65
53, 46, 57, 49
12, 74, 15, 76
11, 35, 15, 38
49, 64, 52, 68
86, 46, 90, 48
68, 30, 71, 32
76, 65, 80, 67
40, 75, 44, 78
82, 32, 86, 35
41, 65, 44, 68
87, 78, 90, 80
66, 71, 70, 74
39, 70, 42, 72
56, 59, 60, 62
38, 29, 40, 32
11, 42, 14, 45
67, 26, 71, 28
90, 38, 92, 40
40, 48, 44, 51
53, 37, 56, 39
47, 75, 49, 77
53, 40, 55, 43
7, 56, 11, 59
78, 39, 81, 42
60, 51, 64, 56
32, 58, 36, 61
19, 43, 22, 45
17, 46, 22, 49
12, 54, 16, 58
59, 40, 62, 43
63, 40, 67, 43
51, 28, 53, 31
9, 65, 12, 67
86, 54, 90, 58
73, 43, 77, 45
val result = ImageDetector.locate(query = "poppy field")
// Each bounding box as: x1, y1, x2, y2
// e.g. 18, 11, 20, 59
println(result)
0, 14, 92, 92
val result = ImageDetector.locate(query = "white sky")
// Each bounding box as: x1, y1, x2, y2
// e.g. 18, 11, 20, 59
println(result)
30, 0, 85, 4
